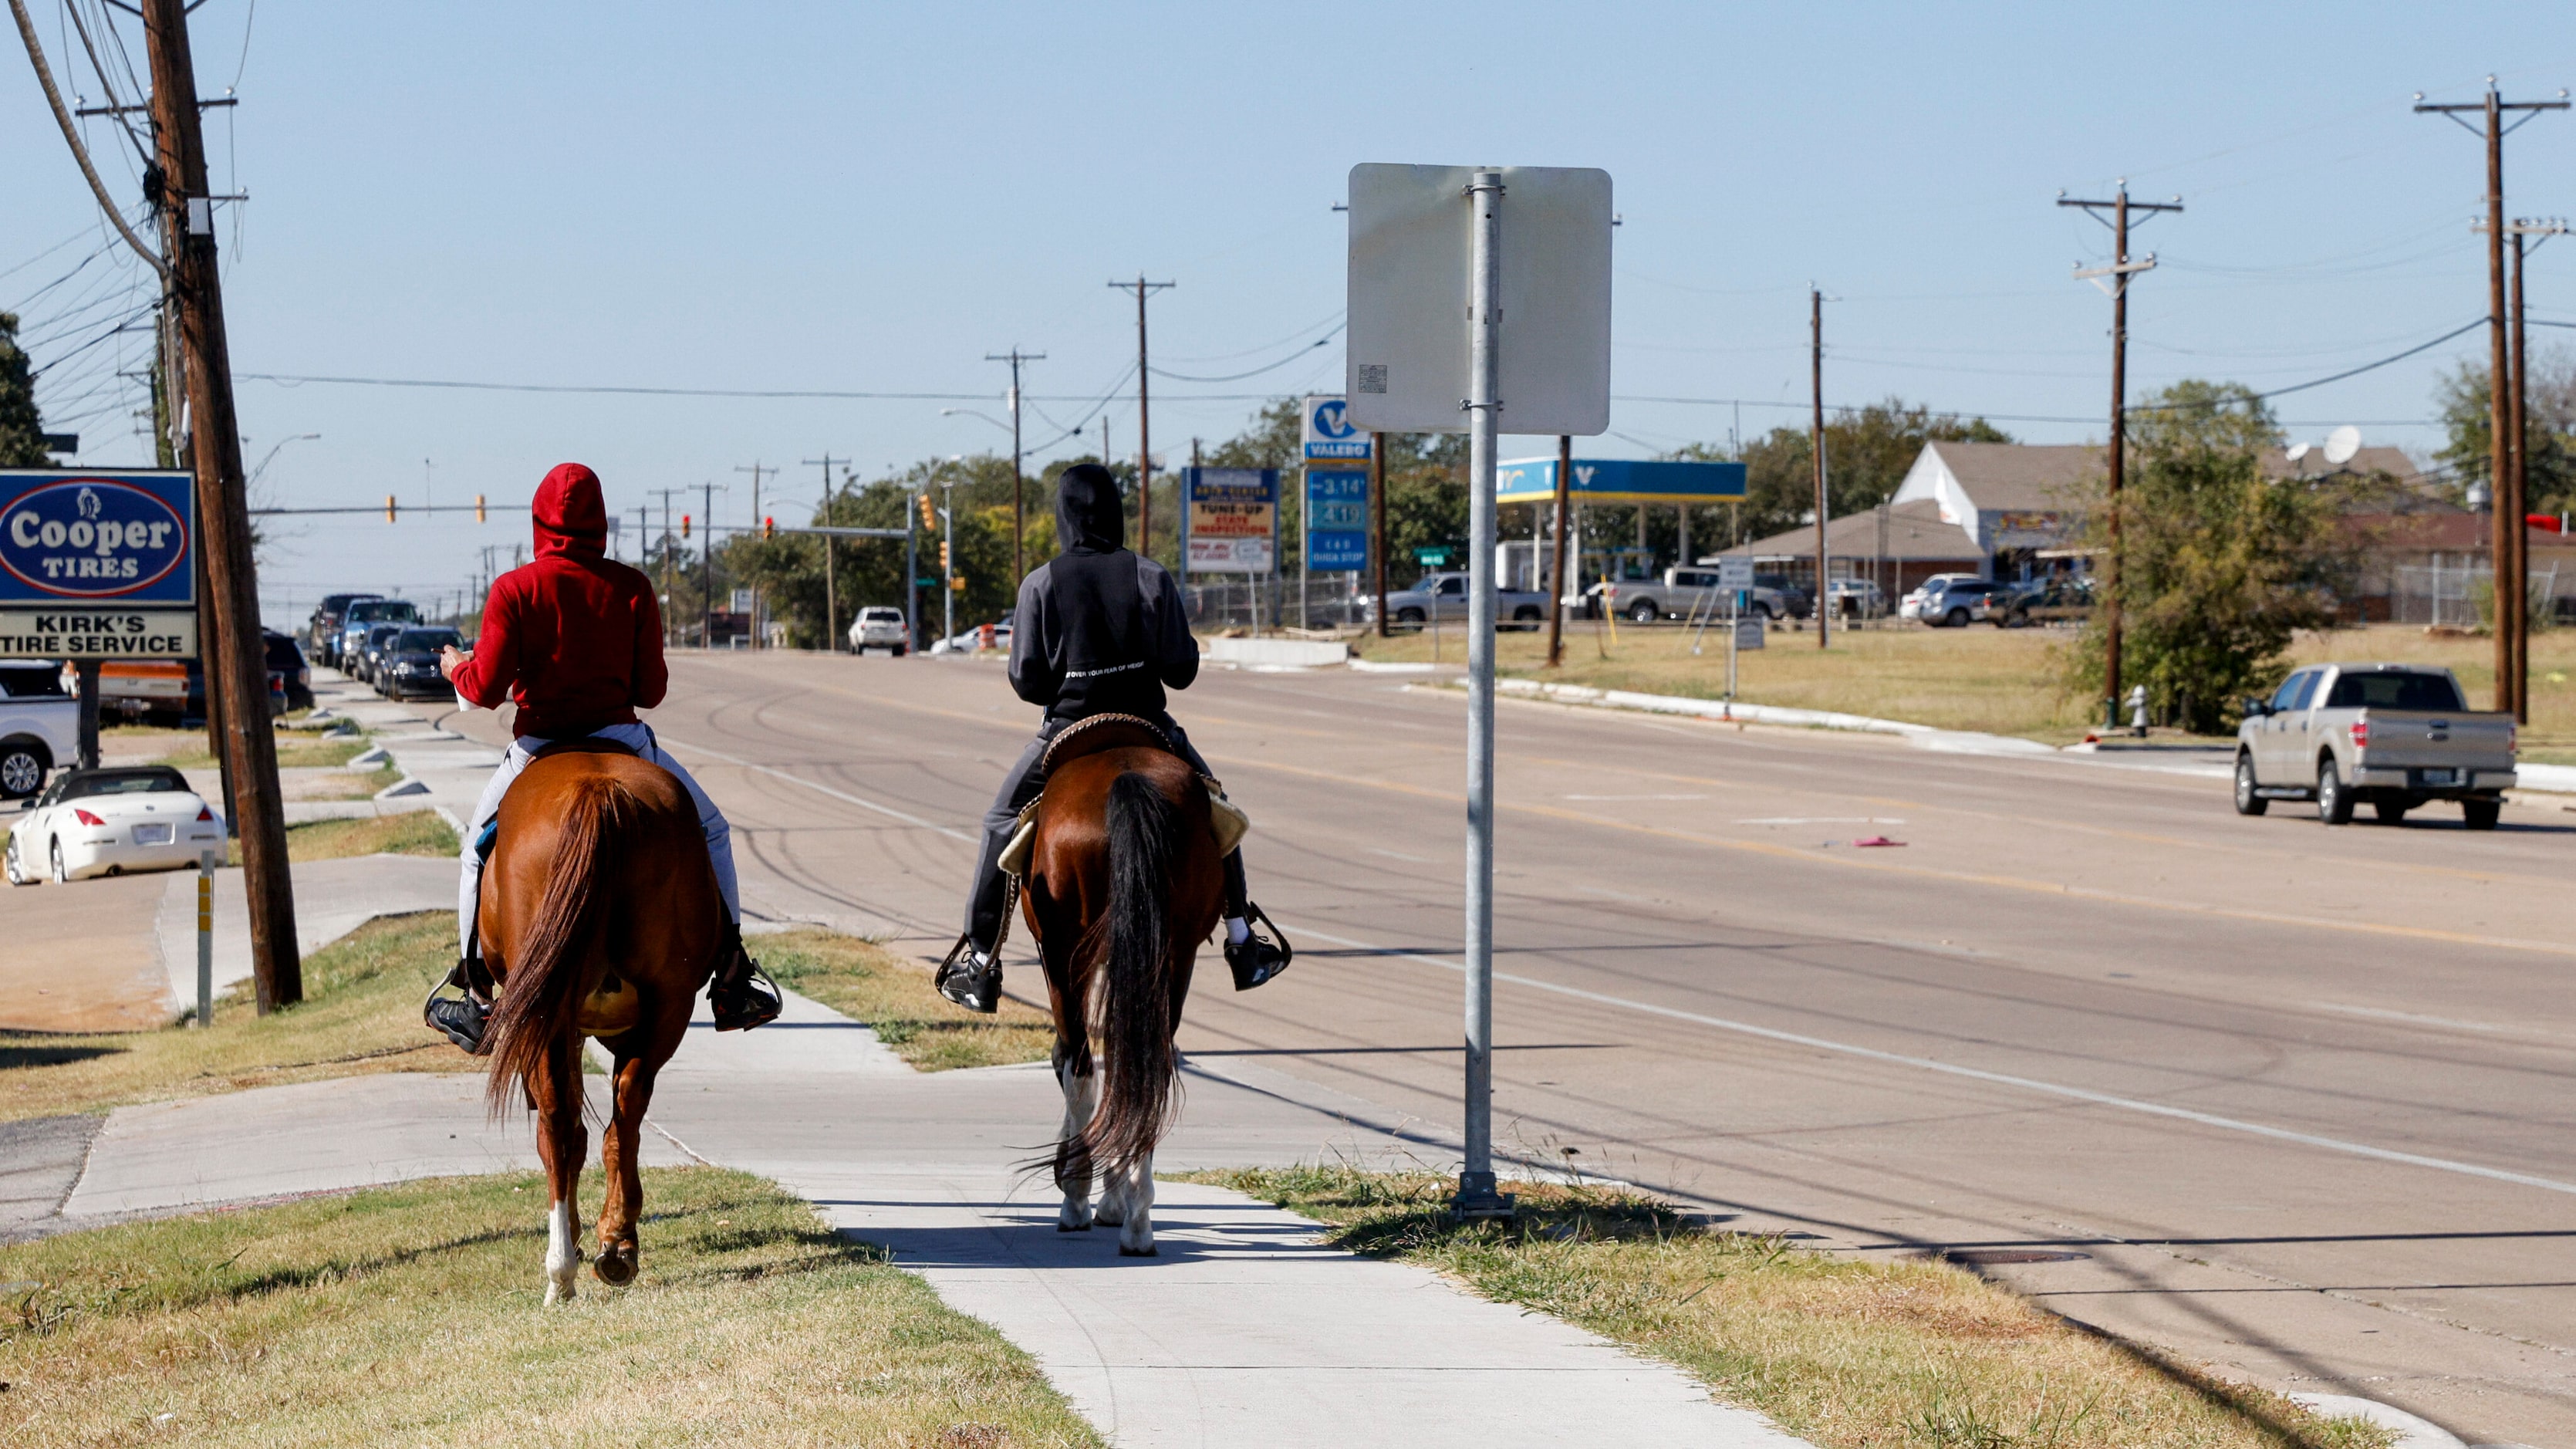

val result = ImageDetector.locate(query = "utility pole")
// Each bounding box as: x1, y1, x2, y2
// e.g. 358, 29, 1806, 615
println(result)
803, 454, 849, 650
1109, 276, 1174, 560
2059, 181, 2183, 725
143, 0, 299, 1010
1811, 288, 1828, 650
647, 487, 687, 646
985, 350, 1044, 579
2498, 216, 2566, 719
1547, 434, 1572, 666
2416, 81, 2565, 716
734, 463, 771, 647
702, 481, 720, 647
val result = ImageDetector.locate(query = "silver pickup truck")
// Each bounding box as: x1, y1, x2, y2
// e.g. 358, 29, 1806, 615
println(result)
2232, 663, 2515, 829
1595, 567, 1795, 624
1370, 572, 1552, 630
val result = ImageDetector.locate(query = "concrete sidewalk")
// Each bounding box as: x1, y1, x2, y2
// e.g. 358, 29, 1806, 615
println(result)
150, 853, 457, 1011
45, 982, 1812, 1447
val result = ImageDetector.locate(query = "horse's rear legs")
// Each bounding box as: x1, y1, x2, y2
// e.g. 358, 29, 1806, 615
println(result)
1054, 1040, 1096, 1232
534, 1040, 587, 1305
1104, 1154, 1156, 1255
594, 1052, 659, 1285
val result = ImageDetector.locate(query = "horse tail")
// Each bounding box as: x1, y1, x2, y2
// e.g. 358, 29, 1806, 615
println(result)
1073, 768, 1183, 1181
484, 774, 627, 1115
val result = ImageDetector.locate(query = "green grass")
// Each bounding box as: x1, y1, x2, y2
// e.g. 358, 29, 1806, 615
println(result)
1193, 1167, 2393, 1449
0, 911, 474, 1123
157, 735, 371, 771
0, 1166, 1102, 1448
235, 809, 458, 865
754, 926, 1055, 1071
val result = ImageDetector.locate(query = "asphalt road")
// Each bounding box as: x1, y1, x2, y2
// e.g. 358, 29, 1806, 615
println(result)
444, 650, 2576, 1445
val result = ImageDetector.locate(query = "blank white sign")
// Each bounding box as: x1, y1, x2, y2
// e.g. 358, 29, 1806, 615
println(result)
1344, 164, 1612, 437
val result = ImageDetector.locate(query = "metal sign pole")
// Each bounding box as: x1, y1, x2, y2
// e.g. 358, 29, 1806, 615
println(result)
1457, 171, 1511, 1219
195, 849, 215, 1026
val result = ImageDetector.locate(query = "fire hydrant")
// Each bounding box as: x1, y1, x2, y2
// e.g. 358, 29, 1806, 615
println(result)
2126, 684, 2149, 738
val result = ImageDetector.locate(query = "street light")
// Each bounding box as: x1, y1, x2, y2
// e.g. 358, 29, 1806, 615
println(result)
245, 433, 320, 490
939, 407, 1015, 436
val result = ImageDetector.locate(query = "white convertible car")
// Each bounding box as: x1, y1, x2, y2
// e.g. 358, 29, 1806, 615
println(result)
5, 765, 225, 885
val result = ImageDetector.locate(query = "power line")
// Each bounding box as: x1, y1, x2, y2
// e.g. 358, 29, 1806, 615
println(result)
1149, 320, 1343, 382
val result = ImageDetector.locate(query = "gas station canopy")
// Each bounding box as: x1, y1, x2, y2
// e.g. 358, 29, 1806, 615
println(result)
1494, 457, 1747, 505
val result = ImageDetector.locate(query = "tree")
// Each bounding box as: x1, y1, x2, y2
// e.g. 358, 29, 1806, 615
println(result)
1673, 397, 2010, 552
0, 312, 49, 467
2065, 380, 2350, 734
2433, 348, 2576, 517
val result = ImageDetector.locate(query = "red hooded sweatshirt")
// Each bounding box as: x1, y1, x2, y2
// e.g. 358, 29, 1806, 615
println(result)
451, 463, 667, 739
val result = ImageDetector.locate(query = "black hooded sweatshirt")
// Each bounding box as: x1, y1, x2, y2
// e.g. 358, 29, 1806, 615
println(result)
1008, 464, 1199, 722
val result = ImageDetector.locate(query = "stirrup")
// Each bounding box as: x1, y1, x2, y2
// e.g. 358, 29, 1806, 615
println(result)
423, 959, 492, 1055
935, 934, 1001, 1015
711, 955, 782, 1032
1224, 902, 1295, 992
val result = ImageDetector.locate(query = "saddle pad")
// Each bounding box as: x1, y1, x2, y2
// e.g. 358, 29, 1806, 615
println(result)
999, 776, 1247, 879
1040, 712, 1173, 772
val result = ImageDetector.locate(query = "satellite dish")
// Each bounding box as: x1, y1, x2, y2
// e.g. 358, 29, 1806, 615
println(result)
2324, 426, 2361, 467
2285, 442, 2312, 464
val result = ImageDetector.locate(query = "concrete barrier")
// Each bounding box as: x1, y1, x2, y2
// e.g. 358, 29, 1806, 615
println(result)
1204, 637, 1350, 669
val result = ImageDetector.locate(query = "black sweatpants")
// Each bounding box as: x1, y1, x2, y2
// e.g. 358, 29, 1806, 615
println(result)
963, 713, 1249, 951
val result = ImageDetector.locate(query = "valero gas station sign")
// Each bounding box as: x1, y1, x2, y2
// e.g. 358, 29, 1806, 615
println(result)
0, 469, 198, 658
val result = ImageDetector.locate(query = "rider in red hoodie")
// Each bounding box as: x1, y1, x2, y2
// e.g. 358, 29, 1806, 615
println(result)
424, 462, 779, 1049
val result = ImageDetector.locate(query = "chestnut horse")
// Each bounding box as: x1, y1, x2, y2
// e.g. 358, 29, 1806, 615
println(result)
480, 744, 724, 1304
1020, 721, 1225, 1256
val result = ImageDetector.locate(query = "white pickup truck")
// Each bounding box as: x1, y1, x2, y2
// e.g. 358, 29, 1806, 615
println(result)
1, 660, 77, 801
2232, 663, 2516, 829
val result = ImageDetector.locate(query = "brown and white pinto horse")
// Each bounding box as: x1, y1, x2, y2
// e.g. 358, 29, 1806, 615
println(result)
480, 743, 724, 1303
1019, 718, 1226, 1255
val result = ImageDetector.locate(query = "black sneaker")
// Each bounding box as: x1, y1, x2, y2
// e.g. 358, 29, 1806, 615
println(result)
1224, 905, 1293, 991
935, 936, 1001, 1015
425, 985, 491, 1054
710, 927, 782, 1032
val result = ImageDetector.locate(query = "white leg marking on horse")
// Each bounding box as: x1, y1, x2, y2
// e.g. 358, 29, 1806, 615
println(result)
544, 1197, 581, 1305
1117, 1152, 1156, 1256
1057, 1061, 1096, 1231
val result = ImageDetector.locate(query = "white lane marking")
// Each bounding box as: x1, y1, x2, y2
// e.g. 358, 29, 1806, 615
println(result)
1283, 922, 2576, 1201
2309, 1001, 2563, 1040
1565, 792, 1710, 801
1369, 847, 1432, 863
1737, 816, 1908, 825
653, 734, 976, 843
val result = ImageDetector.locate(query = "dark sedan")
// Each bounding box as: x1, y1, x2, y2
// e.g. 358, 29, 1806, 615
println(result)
379, 627, 464, 701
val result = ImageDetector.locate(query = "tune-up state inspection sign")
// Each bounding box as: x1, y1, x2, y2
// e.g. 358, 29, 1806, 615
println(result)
0, 469, 197, 659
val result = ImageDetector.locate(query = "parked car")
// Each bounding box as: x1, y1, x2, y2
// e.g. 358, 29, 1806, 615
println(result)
266, 630, 314, 711
0, 660, 76, 802
308, 593, 382, 667
99, 660, 191, 724
931, 616, 1014, 655
848, 606, 910, 655
2233, 663, 2516, 828
1985, 576, 2094, 627
335, 599, 420, 676
1825, 578, 1886, 619
1751, 573, 1815, 620
5, 764, 224, 885
178, 659, 287, 722
378, 627, 463, 701
358, 623, 408, 688
1901, 575, 2005, 627
1371, 572, 1552, 630
1593, 566, 1793, 624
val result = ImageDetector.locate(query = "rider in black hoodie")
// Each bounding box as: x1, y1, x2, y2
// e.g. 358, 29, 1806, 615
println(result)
936, 463, 1289, 1012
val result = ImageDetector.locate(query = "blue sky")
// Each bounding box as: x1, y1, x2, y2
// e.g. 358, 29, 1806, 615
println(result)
5, 2, 2571, 623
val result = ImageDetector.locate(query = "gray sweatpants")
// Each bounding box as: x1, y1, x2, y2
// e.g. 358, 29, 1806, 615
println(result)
457, 721, 738, 954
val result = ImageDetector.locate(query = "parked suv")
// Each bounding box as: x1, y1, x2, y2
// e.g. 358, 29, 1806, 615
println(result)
0, 660, 75, 801
309, 593, 382, 668
1902, 575, 2003, 627
2233, 663, 2515, 828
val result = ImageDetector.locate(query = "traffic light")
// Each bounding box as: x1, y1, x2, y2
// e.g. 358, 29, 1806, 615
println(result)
384, 495, 397, 523
938, 540, 950, 571
950, 577, 966, 592
681, 514, 691, 539
917, 493, 935, 530
474, 494, 486, 523
763, 516, 775, 540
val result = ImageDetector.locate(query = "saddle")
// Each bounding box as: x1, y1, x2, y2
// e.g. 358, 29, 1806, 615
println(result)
998, 713, 1249, 877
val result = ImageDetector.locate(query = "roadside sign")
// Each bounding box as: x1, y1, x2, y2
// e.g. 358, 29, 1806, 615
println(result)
1183, 468, 1278, 573
0, 468, 196, 659
1494, 456, 1747, 504
1344, 164, 1613, 436
1717, 558, 1754, 590
1304, 468, 1369, 572
1301, 396, 1372, 461
1415, 547, 1449, 566
729, 588, 755, 613
1734, 616, 1765, 651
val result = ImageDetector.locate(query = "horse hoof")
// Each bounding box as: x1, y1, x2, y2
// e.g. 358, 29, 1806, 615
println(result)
593, 1248, 637, 1285
1057, 1221, 1092, 1233
1118, 1244, 1158, 1258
